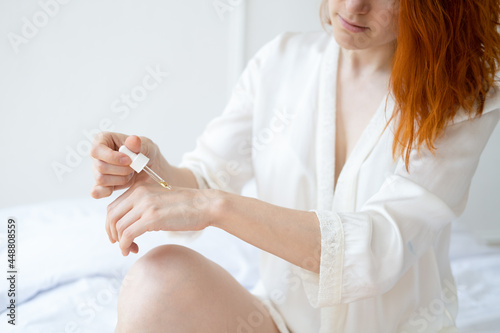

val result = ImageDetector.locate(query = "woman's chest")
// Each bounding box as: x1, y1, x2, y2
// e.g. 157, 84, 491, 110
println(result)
334, 78, 390, 189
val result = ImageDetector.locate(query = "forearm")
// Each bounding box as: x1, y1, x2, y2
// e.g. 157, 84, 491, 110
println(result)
212, 191, 321, 273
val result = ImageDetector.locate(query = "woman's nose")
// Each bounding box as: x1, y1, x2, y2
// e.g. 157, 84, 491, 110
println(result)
345, 0, 371, 15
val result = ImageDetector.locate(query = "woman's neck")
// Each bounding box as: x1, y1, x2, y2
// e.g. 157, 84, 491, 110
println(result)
340, 41, 396, 78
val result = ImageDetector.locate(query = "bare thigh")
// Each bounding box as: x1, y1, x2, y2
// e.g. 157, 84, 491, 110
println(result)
115, 244, 280, 333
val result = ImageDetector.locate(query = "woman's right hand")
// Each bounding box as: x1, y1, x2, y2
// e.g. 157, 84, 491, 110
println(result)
90, 132, 164, 199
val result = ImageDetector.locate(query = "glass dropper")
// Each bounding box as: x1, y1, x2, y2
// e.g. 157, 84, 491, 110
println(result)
142, 165, 172, 189
119, 145, 172, 190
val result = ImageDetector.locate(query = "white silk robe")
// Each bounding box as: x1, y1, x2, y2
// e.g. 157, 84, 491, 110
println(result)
178, 31, 500, 333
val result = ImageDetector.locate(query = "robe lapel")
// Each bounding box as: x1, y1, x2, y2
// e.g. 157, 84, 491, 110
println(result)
315, 38, 350, 332
316, 35, 396, 333
315, 37, 339, 211
333, 96, 395, 212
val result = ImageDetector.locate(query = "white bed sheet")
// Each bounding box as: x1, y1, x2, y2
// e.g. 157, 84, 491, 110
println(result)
0, 198, 499, 332
449, 229, 500, 333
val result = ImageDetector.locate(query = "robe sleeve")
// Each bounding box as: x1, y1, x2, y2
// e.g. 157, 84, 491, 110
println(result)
177, 35, 277, 193
300, 102, 500, 307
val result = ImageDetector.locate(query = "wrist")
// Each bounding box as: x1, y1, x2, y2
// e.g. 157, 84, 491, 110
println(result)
206, 189, 232, 229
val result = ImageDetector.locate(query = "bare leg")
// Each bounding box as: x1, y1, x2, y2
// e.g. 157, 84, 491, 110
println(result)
115, 244, 280, 333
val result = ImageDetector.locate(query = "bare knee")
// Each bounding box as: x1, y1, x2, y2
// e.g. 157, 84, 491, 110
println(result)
119, 243, 206, 299
115, 244, 279, 333
116, 245, 206, 332
133, 244, 206, 287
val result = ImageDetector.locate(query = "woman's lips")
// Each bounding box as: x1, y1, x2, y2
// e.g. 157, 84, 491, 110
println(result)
338, 15, 369, 33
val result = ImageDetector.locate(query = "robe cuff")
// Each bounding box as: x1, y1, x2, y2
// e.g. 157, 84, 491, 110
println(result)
296, 209, 344, 307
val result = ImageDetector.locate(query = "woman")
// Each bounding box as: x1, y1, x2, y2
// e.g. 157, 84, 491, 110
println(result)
90, 0, 500, 332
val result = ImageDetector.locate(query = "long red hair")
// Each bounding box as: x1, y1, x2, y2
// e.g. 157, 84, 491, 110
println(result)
321, 0, 500, 169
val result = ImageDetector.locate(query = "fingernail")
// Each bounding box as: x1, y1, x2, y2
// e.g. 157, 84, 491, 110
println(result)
120, 157, 130, 165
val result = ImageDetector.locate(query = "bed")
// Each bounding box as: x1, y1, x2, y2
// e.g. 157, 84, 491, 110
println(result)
1, 197, 499, 332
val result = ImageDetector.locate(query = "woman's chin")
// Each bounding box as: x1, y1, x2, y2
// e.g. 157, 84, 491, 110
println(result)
332, 30, 371, 51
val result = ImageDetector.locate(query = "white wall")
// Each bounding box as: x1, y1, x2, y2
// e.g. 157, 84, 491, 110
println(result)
0, 0, 498, 237
457, 124, 500, 241
0, 0, 232, 206
245, 0, 323, 60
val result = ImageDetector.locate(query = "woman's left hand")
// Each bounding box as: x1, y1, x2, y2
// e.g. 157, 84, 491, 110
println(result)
106, 182, 221, 256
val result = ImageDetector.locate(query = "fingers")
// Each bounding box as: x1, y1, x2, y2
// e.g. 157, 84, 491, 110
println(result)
124, 135, 142, 154
105, 198, 141, 254
91, 132, 151, 256
94, 172, 134, 187
91, 172, 133, 199
129, 242, 139, 254
91, 185, 113, 199
109, 204, 140, 255
106, 190, 135, 242
115, 210, 142, 255
106, 183, 141, 241
116, 206, 143, 241
91, 143, 131, 166
104, 203, 115, 243
108, 194, 145, 256
119, 216, 149, 256
94, 159, 133, 176
90, 173, 135, 199
90, 132, 136, 197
